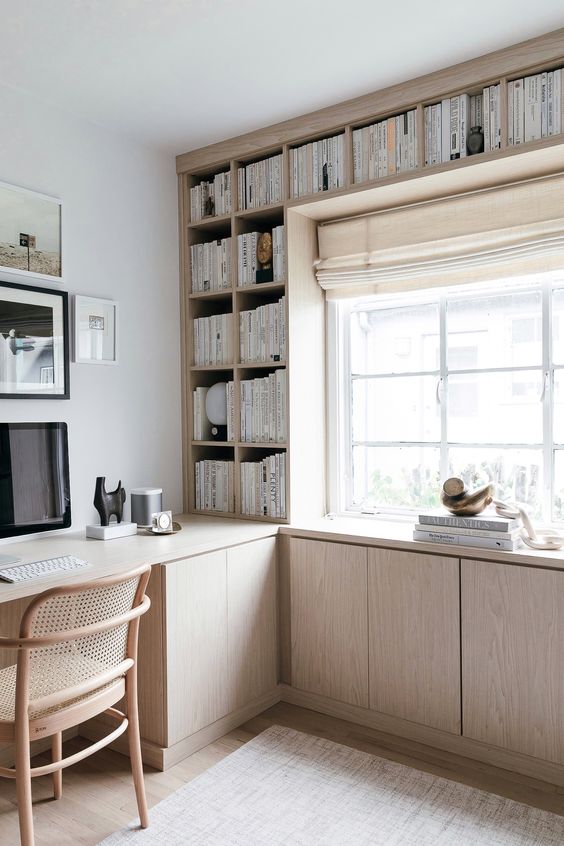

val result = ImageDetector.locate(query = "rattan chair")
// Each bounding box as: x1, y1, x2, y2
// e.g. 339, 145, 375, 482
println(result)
0, 564, 152, 846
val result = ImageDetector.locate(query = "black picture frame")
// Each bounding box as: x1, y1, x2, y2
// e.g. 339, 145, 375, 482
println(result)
0, 280, 69, 399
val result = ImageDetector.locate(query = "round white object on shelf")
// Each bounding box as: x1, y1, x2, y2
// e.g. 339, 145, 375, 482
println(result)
205, 382, 227, 425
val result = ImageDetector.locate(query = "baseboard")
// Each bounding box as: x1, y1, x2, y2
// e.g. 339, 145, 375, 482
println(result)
0, 727, 79, 769
78, 720, 166, 770
280, 684, 564, 788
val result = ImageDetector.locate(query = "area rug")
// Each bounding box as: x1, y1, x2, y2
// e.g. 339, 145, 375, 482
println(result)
98, 724, 564, 845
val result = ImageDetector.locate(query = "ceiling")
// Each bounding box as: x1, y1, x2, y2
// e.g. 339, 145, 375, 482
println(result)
1, 1, 563, 157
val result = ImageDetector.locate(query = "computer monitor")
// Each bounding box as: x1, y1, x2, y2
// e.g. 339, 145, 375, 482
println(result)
0, 422, 71, 538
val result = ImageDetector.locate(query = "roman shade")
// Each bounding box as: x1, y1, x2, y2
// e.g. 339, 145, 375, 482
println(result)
315, 174, 564, 299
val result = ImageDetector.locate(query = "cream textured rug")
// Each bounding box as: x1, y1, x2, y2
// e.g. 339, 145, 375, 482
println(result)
99, 725, 564, 845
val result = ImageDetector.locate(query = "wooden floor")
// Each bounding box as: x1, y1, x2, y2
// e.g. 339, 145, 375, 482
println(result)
1, 702, 564, 845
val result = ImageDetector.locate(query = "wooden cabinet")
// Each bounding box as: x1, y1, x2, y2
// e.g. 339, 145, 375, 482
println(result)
289, 538, 368, 707
462, 558, 564, 764
227, 536, 277, 711
368, 548, 461, 734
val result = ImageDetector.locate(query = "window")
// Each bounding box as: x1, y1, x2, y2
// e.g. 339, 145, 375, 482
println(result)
330, 272, 564, 523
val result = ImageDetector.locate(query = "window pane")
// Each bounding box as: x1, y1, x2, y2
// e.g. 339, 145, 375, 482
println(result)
447, 371, 543, 444
447, 290, 542, 370
350, 302, 439, 375
553, 370, 564, 444
552, 288, 564, 365
553, 450, 564, 521
352, 445, 440, 510
352, 375, 440, 443
448, 447, 542, 519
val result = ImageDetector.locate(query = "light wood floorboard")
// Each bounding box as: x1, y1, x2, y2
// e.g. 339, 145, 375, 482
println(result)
1, 702, 564, 845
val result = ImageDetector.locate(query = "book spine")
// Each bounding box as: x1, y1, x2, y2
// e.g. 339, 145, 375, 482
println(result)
450, 96, 459, 159
413, 523, 518, 540
413, 530, 520, 552
419, 514, 516, 531
507, 80, 514, 146
441, 99, 450, 163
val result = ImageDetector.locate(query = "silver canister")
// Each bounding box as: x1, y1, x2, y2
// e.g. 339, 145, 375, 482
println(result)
130, 487, 163, 527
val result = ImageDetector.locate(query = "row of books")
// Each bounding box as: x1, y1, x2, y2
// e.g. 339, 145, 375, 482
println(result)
193, 383, 235, 441
193, 313, 232, 366
424, 88, 501, 165
237, 226, 285, 286
190, 171, 232, 221
190, 237, 232, 293
237, 154, 283, 210
194, 460, 235, 512
241, 453, 286, 518
240, 370, 286, 443
352, 110, 418, 183
509, 70, 564, 145
290, 134, 345, 198
413, 511, 523, 552
240, 297, 286, 363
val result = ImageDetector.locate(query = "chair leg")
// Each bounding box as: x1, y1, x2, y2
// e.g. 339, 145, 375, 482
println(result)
15, 720, 34, 846
51, 732, 62, 800
126, 668, 149, 829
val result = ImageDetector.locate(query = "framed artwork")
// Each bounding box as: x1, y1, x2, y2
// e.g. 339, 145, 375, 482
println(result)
74, 296, 118, 365
0, 280, 69, 399
0, 181, 62, 283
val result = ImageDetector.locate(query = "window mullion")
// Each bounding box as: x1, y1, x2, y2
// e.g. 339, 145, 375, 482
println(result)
439, 295, 449, 482
543, 280, 553, 523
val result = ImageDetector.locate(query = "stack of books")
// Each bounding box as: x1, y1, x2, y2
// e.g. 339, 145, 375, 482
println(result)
240, 453, 286, 518
190, 171, 232, 221
190, 237, 232, 293
237, 225, 285, 286
414, 511, 523, 552
240, 370, 286, 443
272, 225, 285, 281
237, 154, 283, 210
509, 70, 564, 145
239, 297, 286, 363
193, 383, 234, 441
290, 133, 345, 197
194, 460, 234, 512
352, 110, 418, 183
192, 313, 232, 366
424, 87, 501, 165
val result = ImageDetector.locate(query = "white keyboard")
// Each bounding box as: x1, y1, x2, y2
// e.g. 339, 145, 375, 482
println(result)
0, 555, 90, 584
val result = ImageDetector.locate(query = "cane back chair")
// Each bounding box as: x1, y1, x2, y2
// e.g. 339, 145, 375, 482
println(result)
0, 564, 152, 846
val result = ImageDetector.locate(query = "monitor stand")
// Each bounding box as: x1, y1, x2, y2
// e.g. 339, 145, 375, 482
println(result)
0, 554, 21, 566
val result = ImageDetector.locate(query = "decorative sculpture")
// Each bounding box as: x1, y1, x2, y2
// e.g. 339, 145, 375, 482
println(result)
256, 231, 273, 283
440, 477, 494, 516
94, 476, 126, 526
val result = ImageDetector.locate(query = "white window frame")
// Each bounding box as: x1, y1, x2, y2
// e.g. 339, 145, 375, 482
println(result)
327, 273, 564, 522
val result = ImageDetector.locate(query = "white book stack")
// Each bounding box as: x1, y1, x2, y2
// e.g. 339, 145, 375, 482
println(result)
239, 297, 286, 363
352, 110, 418, 184
190, 171, 232, 221
289, 134, 345, 197
193, 313, 232, 366
237, 232, 259, 286
482, 84, 501, 152
240, 370, 286, 443
424, 90, 497, 164
194, 460, 234, 512
237, 154, 283, 210
193, 382, 234, 441
272, 225, 285, 281
190, 237, 232, 293
413, 511, 523, 551
240, 453, 286, 518
510, 69, 563, 145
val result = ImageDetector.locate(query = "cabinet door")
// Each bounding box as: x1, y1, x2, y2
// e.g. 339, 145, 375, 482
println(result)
462, 559, 564, 764
368, 549, 460, 734
227, 536, 278, 711
290, 538, 368, 707
165, 550, 228, 744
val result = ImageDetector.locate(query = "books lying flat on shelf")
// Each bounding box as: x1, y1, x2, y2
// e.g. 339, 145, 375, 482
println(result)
195, 460, 234, 512
240, 297, 286, 363
418, 511, 519, 532
193, 382, 234, 440
237, 226, 285, 286
352, 111, 417, 183
190, 171, 232, 221
193, 313, 232, 366
414, 510, 523, 551
290, 134, 345, 198
190, 237, 232, 293
509, 70, 564, 145
241, 453, 286, 518
237, 154, 283, 210
424, 87, 500, 165
240, 370, 286, 443
413, 529, 522, 552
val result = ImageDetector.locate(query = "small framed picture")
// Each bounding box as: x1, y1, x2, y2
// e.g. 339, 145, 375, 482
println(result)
0, 280, 69, 398
0, 180, 62, 283
74, 295, 118, 365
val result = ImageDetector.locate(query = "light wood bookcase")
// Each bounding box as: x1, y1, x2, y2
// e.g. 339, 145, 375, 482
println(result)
178, 27, 564, 523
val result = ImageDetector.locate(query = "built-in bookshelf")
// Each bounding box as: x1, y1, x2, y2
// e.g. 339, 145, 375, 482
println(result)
179, 29, 564, 522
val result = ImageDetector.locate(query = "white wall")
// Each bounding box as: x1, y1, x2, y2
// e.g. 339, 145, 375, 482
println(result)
0, 83, 182, 533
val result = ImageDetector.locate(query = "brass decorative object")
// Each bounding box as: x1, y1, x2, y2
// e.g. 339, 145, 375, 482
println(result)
256, 232, 273, 283
440, 477, 494, 516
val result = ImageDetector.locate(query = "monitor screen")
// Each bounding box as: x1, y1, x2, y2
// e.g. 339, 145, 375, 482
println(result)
0, 422, 70, 538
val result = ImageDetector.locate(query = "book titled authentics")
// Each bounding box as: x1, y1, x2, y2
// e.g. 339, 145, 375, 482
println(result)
418, 511, 520, 533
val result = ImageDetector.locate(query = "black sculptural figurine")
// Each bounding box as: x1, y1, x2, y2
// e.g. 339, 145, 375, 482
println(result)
94, 476, 126, 526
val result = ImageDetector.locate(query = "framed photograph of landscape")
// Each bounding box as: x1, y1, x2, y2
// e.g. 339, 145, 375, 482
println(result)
74, 295, 118, 365
0, 281, 69, 398
0, 180, 62, 283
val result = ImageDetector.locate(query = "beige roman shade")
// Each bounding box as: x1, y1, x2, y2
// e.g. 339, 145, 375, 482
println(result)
316, 174, 564, 299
